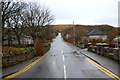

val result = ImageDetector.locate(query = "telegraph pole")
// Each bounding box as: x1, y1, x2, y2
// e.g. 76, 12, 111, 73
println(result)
73, 21, 75, 44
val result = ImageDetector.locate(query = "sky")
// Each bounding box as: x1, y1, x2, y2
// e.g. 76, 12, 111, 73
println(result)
25, 0, 119, 27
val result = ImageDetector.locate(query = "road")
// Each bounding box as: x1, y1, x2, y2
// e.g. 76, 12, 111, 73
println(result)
5, 33, 119, 80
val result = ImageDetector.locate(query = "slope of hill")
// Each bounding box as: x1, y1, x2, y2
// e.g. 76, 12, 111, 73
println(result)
51, 24, 120, 43
51, 25, 74, 30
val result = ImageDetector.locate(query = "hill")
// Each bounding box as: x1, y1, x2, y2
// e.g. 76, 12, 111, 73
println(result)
50, 24, 120, 43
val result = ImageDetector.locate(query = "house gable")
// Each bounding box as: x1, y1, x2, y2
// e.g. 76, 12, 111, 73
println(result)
85, 29, 107, 40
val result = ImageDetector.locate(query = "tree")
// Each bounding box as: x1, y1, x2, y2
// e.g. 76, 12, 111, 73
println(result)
11, 3, 27, 45
24, 3, 54, 40
1, 1, 54, 45
1, 1, 27, 45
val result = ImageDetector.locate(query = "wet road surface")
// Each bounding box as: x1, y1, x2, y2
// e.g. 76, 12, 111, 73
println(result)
6, 33, 117, 79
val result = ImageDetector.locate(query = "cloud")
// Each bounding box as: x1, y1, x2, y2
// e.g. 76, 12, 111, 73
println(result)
24, 0, 119, 27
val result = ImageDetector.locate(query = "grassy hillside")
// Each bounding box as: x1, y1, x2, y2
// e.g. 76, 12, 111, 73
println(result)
51, 24, 120, 44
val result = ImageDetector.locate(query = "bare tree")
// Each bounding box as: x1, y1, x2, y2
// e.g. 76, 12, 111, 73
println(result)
1, 1, 54, 45
1, 0, 27, 45
24, 2, 54, 40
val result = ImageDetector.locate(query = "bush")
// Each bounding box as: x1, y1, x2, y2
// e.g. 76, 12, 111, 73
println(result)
2, 47, 19, 53
43, 43, 50, 47
18, 48, 26, 50
9, 44, 27, 48
34, 38, 45, 55
26, 44, 34, 47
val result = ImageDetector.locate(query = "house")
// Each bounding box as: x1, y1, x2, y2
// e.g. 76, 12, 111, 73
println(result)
113, 37, 120, 48
3, 35, 34, 45
21, 35, 34, 44
65, 34, 71, 39
85, 29, 107, 40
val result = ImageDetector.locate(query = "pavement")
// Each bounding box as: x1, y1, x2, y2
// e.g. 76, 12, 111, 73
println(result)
67, 43, 119, 76
2, 33, 120, 79
2, 56, 40, 77
80, 49, 119, 75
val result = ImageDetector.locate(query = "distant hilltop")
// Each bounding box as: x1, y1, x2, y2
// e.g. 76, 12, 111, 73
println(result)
50, 24, 119, 31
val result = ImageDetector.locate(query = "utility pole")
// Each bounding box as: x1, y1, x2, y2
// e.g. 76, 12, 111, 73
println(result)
73, 21, 75, 44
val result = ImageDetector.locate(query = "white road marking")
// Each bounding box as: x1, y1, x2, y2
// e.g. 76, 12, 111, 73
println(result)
64, 64, 67, 79
61, 49, 67, 79
53, 61, 55, 65
63, 55, 65, 61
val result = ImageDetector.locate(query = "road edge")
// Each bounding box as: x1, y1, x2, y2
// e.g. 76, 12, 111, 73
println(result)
2, 51, 50, 80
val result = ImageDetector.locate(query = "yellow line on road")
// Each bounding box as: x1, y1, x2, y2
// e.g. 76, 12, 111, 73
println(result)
87, 58, 120, 79
2, 53, 48, 80
85, 58, 120, 80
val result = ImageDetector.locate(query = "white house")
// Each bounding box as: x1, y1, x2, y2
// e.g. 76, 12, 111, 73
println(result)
65, 34, 71, 39
21, 35, 34, 44
113, 37, 120, 48
3, 35, 34, 45
85, 29, 107, 40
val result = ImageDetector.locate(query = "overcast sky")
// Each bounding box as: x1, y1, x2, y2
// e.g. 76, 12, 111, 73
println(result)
26, 0, 119, 27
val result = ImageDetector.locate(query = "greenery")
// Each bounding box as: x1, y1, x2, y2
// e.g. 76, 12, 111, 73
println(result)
18, 48, 26, 51
44, 43, 50, 47
115, 35, 120, 37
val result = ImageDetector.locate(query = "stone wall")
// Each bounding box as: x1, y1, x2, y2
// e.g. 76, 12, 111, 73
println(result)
2, 47, 36, 68
87, 46, 119, 61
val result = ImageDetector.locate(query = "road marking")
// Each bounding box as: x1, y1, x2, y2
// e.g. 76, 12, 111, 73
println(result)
86, 58, 119, 80
2, 53, 48, 80
85, 58, 120, 80
86, 58, 120, 79
64, 65, 67, 79
61, 49, 67, 80
63, 55, 65, 61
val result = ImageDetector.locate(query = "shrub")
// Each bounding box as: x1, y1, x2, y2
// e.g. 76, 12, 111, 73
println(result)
2, 46, 19, 53
44, 43, 50, 47
18, 48, 26, 51
65, 40, 71, 42
34, 38, 45, 55
26, 44, 34, 47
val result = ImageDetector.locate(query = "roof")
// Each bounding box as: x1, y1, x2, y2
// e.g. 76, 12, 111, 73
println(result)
114, 37, 120, 40
87, 29, 106, 36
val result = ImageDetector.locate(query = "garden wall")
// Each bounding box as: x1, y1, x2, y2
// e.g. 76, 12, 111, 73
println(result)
2, 47, 35, 68
87, 45, 119, 62
2, 42, 51, 68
